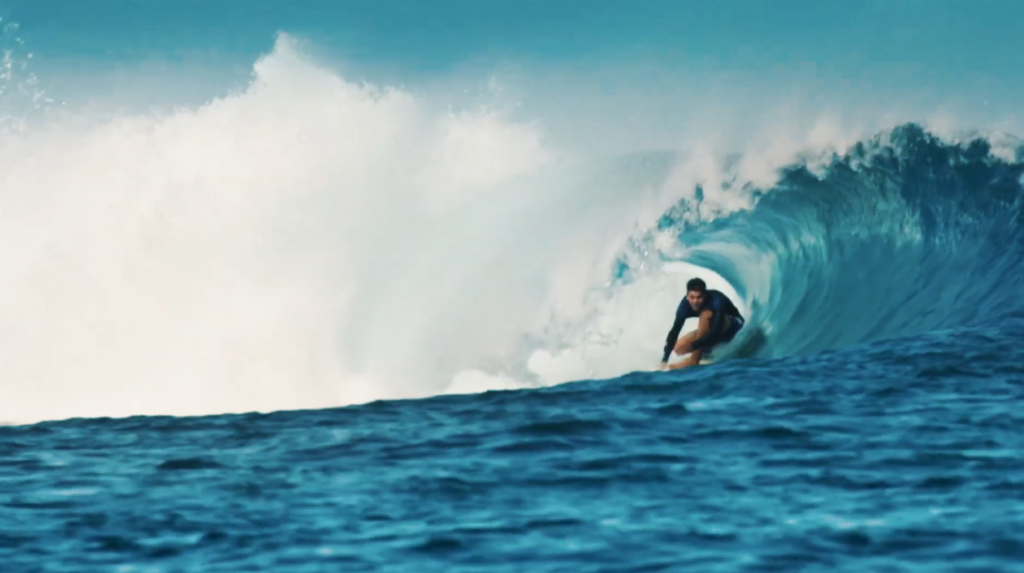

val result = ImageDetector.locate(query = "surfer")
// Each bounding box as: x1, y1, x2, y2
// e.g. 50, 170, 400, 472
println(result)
659, 278, 744, 370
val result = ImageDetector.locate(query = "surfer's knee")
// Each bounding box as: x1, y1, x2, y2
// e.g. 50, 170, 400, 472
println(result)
673, 331, 695, 354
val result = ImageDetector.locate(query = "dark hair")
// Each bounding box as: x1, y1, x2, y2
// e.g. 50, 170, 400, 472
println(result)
686, 278, 706, 292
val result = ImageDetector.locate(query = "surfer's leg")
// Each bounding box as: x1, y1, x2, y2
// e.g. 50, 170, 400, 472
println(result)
673, 330, 699, 355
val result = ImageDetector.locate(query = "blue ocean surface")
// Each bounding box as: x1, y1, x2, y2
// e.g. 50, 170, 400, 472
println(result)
2, 1, 1024, 571
3, 330, 1024, 572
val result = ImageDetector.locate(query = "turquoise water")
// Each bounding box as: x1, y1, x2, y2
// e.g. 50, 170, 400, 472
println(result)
2, 2, 1023, 571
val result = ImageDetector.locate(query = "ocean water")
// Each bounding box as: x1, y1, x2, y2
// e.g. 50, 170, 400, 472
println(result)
4, 327, 1024, 572
2, 2, 1024, 571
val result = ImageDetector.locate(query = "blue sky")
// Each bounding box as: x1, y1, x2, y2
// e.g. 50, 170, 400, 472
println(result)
3, 0, 1020, 74
1, 0, 1021, 134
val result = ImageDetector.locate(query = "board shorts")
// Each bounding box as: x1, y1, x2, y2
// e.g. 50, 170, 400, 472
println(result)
703, 315, 745, 358
720, 314, 745, 343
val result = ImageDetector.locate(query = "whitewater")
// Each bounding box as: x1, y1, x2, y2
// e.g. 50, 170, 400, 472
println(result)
2, 6, 1024, 571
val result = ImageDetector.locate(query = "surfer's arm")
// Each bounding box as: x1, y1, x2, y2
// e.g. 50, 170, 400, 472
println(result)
661, 303, 689, 363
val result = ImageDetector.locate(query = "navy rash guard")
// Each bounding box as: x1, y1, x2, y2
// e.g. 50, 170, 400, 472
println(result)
662, 289, 742, 363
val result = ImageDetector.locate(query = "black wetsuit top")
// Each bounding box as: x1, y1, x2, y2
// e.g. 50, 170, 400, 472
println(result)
662, 289, 742, 363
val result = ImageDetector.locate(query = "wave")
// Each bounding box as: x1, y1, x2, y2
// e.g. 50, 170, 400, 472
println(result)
2, 30, 1022, 424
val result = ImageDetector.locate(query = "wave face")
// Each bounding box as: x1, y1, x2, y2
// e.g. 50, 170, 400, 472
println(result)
646, 124, 1024, 360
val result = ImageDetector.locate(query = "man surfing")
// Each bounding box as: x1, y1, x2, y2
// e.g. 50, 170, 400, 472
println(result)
660, 277, 745, 370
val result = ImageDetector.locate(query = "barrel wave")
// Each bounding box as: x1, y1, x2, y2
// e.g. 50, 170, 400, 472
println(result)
638, 124, 1024, 365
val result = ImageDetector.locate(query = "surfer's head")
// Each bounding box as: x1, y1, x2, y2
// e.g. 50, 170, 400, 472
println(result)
686, 278, 707, 310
